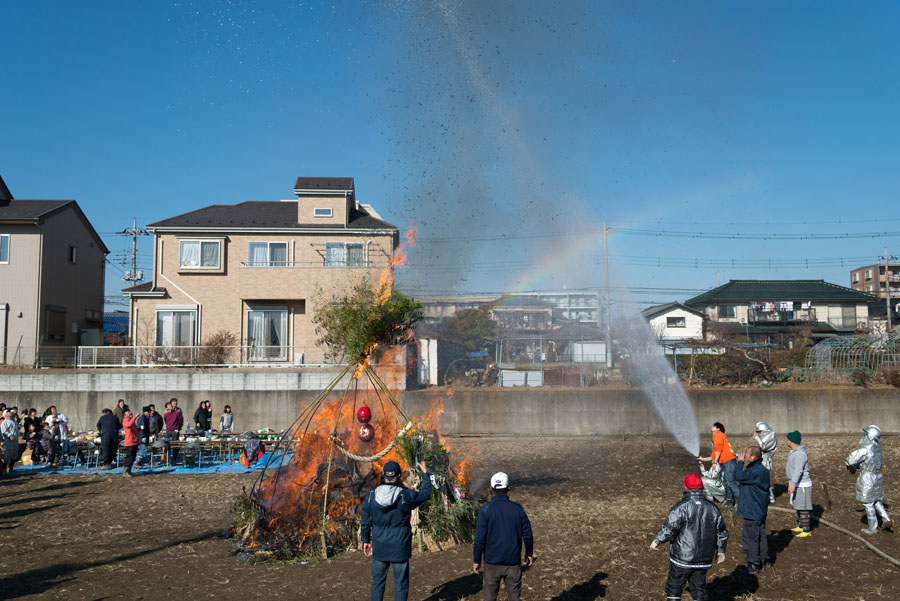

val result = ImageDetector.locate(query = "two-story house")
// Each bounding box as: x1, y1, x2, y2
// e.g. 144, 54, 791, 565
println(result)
684, 279, 874, 346
641, 302, 706, 341
123, 177, 398, 363
0, 175, 109, 365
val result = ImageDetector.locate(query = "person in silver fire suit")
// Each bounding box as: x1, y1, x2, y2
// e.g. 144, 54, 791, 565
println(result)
651, 473, 729, 601
752, 422, 778, 504
697, 459, 726, 504
845, 425, 891, 535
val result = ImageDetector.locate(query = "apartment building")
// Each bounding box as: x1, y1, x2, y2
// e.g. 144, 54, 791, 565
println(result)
124, 177, 398, 362
850, 263, 900, 299
0, 175, 108, 364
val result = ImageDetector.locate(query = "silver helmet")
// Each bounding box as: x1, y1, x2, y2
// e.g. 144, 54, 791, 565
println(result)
755, 421, 771, 433
863, 425, 882, 441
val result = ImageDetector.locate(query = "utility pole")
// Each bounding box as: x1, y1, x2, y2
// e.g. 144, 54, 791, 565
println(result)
118, 218, 149, 284
885, 248, 897, 332
603, 221, 612, 367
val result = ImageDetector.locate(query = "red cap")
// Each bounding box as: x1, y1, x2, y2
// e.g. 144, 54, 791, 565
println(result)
684, 473, 703, 490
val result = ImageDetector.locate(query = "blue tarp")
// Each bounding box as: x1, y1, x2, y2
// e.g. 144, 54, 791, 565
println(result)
15, 451, 290, 475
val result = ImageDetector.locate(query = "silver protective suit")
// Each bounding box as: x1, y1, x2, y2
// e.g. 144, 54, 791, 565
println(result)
653, 490, 729, 568
699, 462, 726, 503
845, 431, 884, 504
753, 422, 777, 502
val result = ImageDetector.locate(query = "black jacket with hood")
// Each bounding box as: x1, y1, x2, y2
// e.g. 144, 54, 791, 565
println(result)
360, 474, 433, 562
653, 490, 729, 569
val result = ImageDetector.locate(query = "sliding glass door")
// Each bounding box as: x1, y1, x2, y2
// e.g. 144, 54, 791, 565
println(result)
247, 309, 288, 361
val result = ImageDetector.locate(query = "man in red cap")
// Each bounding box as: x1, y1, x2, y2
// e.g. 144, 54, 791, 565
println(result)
651, 473, 729, 601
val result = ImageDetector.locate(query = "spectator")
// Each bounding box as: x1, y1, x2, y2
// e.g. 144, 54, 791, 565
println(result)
204, 401, 213, 431
735, 446, 770, 574
360, 460, 433, 601
23, 408, 41, 437
42, 418, 61, 468
651, 474, 729, 601
121, 410, 138, 478
113, 399, 129, 424
194, 401, 211, 433
219, 405, 234, 433
698, 422, 740, 507
473, 472, 534, 601
164, 398, 184, 438
135, 406, 152, 468
785, 430, 812, 537
23, 421, 42, 464
0, 438, 6, 474
0, 411, 19, 472
148, 404, 164, 438
96, 408, 120, 469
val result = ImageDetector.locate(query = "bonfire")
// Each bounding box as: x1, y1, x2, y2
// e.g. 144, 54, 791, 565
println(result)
235, 245, 476, 560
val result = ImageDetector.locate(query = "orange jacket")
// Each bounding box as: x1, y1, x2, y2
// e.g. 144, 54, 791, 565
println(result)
123, 415, 138, 447
713, 430, 735, 464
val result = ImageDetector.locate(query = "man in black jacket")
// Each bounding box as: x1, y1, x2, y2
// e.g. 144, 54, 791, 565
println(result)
473, 472, 534, 601
735, 446, 770, 573
193, 402, 211, 433
652, 473, 729, 601
96, 408, 120, 469
360, 460, 432, 601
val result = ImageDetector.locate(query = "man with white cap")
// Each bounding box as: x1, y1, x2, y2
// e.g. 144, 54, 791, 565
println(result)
473, 472, 534, 601
846, 424, 891, 534
0, 410, 19, 472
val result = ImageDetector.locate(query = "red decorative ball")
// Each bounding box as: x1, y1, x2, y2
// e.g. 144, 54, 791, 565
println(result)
359, 423, 375, 442
357, 406, 372, 423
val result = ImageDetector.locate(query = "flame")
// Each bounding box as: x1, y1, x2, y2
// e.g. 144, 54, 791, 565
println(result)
377, 223, 417, 304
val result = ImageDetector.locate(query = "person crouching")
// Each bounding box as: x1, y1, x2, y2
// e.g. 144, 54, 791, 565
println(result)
651, 474, 729, 601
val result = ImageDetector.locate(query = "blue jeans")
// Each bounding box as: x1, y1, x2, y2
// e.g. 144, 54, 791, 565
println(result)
371, 559, 409, 601
722, 459, 740, 502
136, 443, 151, 466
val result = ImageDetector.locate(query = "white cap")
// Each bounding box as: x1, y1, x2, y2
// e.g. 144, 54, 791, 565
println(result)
490, 472, 509, 489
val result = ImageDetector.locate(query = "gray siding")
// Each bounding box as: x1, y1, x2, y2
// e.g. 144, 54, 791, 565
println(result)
0, 224, 42, 363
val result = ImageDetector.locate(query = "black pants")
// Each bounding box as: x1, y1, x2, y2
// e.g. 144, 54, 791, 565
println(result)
665, 563, 708, 601
483, 563, 523, 601
122, 445, 138, 473
741, 518, 768, 567
100, 432, 118, 466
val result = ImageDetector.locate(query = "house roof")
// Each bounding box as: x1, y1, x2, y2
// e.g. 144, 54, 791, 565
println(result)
0, 199, 110, 253
147, 201, 397, 231
867, 299, 900, 318
641, 302, 706, 319
685, 280, 874, 305
0, 174, 12, 201
715, 321, 839, 335
121, 282, 167, 297
293, 177, 354, 193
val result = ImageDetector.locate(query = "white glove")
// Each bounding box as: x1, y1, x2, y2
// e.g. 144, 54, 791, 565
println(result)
650, 541, 659, 550
717, 552, 725, 564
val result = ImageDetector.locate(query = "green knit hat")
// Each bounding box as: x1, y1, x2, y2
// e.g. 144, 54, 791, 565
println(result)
787, 430, 802, 444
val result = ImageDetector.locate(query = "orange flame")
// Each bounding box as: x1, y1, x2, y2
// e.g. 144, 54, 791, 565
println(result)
377, 223, 417, 303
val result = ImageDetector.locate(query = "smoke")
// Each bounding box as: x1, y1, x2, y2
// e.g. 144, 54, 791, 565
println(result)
369, 1, 607, 294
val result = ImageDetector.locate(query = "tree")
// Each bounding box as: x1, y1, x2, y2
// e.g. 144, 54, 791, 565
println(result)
438, 307, 495, 350
312, 277, 423, 362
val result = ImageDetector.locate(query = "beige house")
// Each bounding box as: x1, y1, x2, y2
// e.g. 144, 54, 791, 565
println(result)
124, 177, 398, 363
0, 176, 109, 365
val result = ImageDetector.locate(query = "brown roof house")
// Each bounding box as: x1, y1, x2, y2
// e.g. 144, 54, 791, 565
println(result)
0, 175, 109, 365
123, 177, 399, 363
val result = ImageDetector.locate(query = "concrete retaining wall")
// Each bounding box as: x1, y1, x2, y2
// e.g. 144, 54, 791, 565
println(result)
2, 375, 898, 436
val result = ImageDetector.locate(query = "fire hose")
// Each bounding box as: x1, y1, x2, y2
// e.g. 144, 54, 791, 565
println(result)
329, 421, 414, 462
767, 505, 900, 568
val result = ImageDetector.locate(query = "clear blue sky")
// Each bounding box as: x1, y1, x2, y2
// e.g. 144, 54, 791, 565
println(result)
3, 1, 899, 309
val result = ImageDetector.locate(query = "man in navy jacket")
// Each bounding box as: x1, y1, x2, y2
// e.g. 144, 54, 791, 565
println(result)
360, 459, 432, 601
473, 472, 534, 601
735, 446, 770, 573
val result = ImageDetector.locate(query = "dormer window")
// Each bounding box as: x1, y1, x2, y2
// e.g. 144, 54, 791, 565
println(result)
314, 207, 333, 218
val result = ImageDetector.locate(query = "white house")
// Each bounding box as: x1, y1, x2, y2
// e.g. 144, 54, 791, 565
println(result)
641, 302, 705, 341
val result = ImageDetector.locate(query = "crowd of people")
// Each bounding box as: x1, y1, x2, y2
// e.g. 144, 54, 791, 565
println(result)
650, 420, 891, 601
0, 398, 236, 476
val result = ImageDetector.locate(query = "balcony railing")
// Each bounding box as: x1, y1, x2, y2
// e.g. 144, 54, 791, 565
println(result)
74, 345, 335, 368
748, 309, 817, 324
239, 260, 378, 268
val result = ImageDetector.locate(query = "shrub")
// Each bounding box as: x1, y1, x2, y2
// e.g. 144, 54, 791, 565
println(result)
852, 369, 869, 388
200, 330, 239, 364
881, 367, 900, 388
689, 352, 769, 385
772, 350, 807, 369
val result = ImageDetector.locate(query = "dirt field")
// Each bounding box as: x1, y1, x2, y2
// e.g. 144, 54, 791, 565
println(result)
1, 434, 897, 601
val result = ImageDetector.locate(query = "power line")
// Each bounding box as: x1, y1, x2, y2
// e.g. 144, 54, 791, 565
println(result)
613, 227, 900, 241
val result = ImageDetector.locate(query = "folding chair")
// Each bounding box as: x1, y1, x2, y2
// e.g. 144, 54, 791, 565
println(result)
150, 439, 168, 468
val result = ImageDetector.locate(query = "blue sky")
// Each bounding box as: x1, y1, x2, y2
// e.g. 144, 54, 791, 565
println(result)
2, 1, 899, 309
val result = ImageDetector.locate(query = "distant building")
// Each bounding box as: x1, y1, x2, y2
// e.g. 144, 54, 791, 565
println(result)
417, 290, 601, 329
685, 279, 874, 346
850, 263, 900, 299
103, 310, 129, 343
0, 175, 109, 365
124, 177, 398, 363
641, 302, 705, 341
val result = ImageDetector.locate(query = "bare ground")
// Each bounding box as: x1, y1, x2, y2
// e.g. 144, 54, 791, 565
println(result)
0, 434, 898, 601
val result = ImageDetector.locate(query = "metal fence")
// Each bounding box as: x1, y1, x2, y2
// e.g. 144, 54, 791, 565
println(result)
73, 345, 346, 368
805, 333, 900, 371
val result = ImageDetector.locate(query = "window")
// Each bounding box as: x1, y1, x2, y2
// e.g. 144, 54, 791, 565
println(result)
865, 269, 872, 281
46, 308, 66, 341
667, 316, 686, 328
852, 272, 859, 284
248, 242, 288, 266
247, 309, 288, 361
0, 234, 7, 263
179, 240, 220, 269
325, 242, 365, 267
156, 310, 196, 346
827, 304, 858, 329
314, 207, 333, 218
717, 305, 736, 319
68, 245, 77, 264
